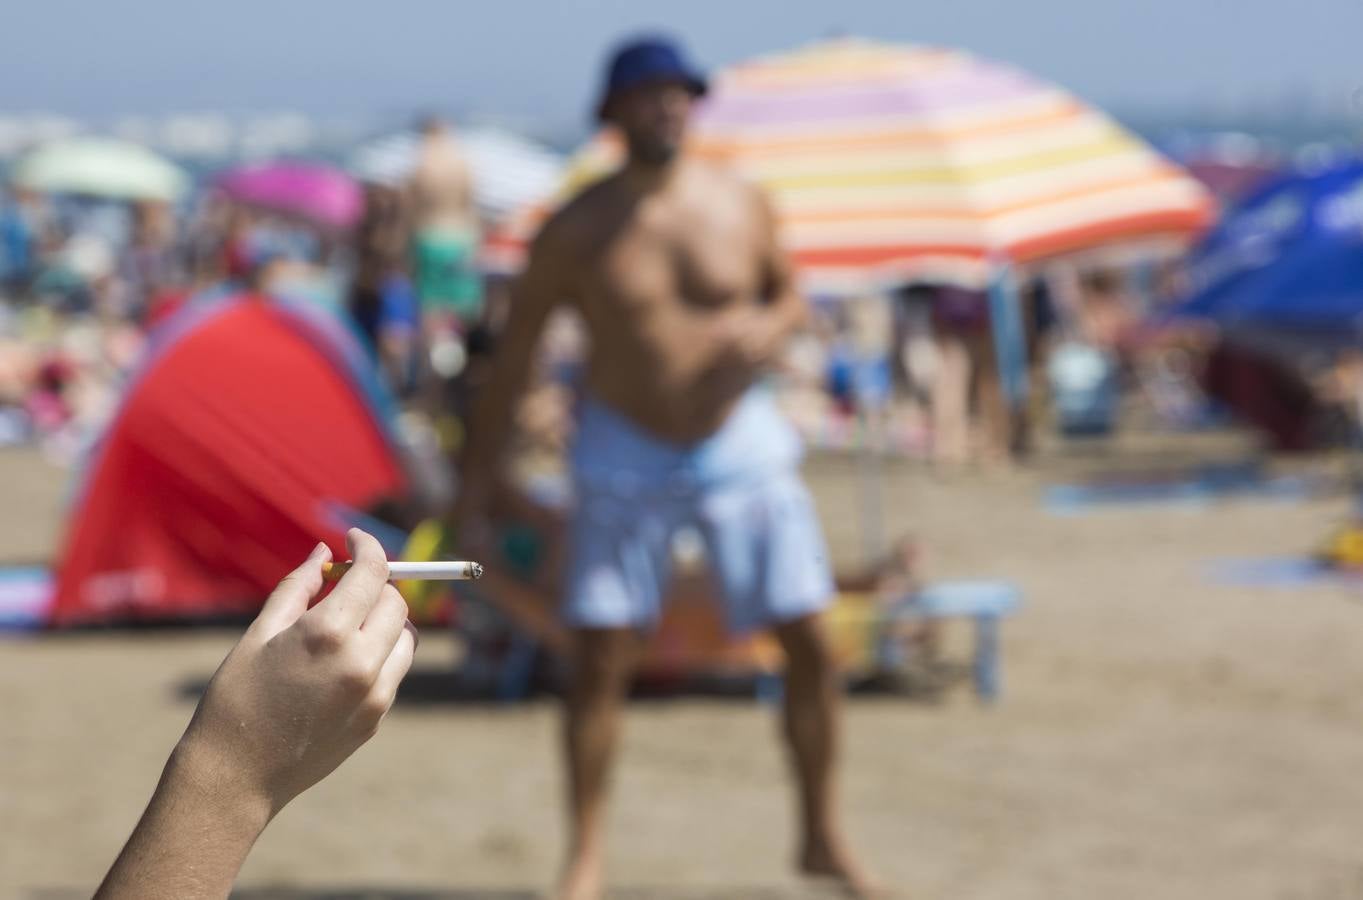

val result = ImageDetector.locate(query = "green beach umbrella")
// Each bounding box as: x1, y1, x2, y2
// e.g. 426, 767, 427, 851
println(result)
11, 137, 188, 201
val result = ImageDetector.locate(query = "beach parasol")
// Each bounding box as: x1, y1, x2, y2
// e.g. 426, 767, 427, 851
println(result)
11, 137, 188, 201
688, 38, 1213, 295
1173, 156, 1363, 336
216, 162, 364, 231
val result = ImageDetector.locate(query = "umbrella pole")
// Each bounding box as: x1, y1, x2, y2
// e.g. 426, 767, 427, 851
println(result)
1131, 257, 1158, 319
1351, 375, 1363, 515
987, 261, 1030, 439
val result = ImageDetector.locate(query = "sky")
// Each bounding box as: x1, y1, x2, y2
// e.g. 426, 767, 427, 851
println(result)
3, 0, 1361, 133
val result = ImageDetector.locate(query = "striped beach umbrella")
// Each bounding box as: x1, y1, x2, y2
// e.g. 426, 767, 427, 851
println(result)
689, 38, 1214, 294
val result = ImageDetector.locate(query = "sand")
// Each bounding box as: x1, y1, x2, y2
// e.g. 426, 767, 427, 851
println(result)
4, 439, 1363, 899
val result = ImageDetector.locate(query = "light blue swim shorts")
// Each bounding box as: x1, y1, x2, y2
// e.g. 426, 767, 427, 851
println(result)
564, 388, 834, 634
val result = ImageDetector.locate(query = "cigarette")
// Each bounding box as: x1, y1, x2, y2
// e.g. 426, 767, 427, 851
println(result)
322, 560, 483, 581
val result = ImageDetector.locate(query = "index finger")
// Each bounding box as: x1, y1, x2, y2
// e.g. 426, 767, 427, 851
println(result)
305, 528, 391, 631
254, 541, 331, 638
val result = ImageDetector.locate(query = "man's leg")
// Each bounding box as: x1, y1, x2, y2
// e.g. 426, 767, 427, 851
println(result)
970, 329, 1012, 465
932, 332, 971, 466
772, 613, 877, 898
558, 626, 640, 900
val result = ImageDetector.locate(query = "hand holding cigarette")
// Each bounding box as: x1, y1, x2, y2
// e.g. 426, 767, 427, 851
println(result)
95, 529, 418, 900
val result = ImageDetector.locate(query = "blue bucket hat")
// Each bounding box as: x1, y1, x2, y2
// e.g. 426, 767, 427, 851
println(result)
596, 35, 708, 122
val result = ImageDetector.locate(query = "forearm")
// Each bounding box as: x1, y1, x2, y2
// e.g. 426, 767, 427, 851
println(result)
452, 222, 563, 504
456, 354, 534, 494
754, 186, 807, 351
95, 741, 271, 900
767, 286, 809, 342
751, 287, 809, 366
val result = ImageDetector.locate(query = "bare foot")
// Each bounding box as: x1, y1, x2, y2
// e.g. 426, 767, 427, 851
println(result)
801, 839, 886, 898
555, 850, 604, 900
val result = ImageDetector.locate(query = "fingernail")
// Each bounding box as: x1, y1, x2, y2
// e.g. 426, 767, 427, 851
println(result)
309, 542, 328, 559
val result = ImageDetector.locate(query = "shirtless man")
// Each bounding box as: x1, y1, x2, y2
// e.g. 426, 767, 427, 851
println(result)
407, 115, 483, 325
453, 36, 874, 900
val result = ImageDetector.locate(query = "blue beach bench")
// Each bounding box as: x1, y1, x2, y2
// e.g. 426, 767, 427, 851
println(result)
880, 580, 1022, 701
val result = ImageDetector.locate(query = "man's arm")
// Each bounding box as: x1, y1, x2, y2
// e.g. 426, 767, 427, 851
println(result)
450, 223, 570, 529
733, 186, 809, 365
758, 187, 809, 330
95, 531, 417, 900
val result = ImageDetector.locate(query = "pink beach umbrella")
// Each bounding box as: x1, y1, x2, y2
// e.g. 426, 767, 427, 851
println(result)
217, 162, 364, 231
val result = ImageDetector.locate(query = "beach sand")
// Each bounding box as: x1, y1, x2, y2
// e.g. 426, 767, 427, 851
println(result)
4, 438, 1363, 899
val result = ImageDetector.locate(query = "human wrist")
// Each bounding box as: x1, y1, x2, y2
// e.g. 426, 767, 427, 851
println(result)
163, 734, 275, 840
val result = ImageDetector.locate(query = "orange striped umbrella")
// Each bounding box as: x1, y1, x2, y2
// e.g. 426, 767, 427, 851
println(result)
688, 37, 1214, 293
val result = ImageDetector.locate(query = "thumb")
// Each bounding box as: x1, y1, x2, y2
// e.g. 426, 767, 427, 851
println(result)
255, 542, 331, 636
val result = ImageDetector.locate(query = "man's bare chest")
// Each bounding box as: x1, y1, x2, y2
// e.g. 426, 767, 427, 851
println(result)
581, 215, 762, 314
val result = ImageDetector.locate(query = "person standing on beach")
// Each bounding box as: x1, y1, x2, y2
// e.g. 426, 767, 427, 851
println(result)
452, 35, 876, 900
407, 115, 483, 328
